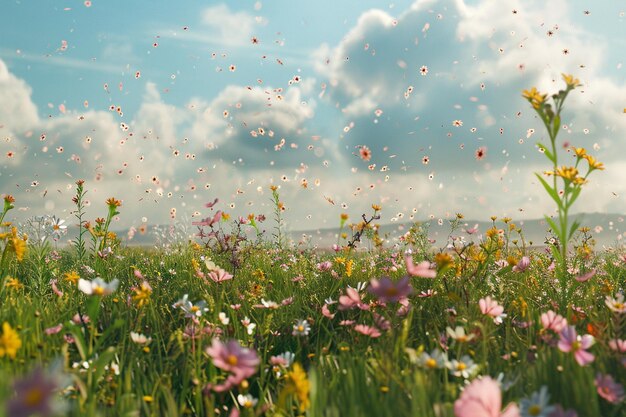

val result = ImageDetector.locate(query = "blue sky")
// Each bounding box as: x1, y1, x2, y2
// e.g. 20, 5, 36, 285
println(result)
0, 0, 624, 240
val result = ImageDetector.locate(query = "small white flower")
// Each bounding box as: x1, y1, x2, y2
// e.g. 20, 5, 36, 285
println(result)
218, 312, 230, 325
606, 293, 626, 313
519, 386, 555, 417
241, 316, 256, 335
447, 355, 478, 379
237, 394, 258, 408
78, 278, 119, 296
292, 319, 311, 337
446, 326, 475, 343
130, 332, 152, 345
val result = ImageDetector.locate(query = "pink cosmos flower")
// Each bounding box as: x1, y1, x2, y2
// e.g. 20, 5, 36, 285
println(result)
479, 296, 505, 318
405, 256, 437, 278
206, 339, 259, 382
338, 287, 369, 311
574, 269, 595, 282
208, 268, 233, 283
595, 373, 625, 404
557, 326, 595, 366
354, 324, 381, 338
512, 256, 530, 272
541, 310, 568, 333
368, 276, 413, 303
454, 377, 520, 417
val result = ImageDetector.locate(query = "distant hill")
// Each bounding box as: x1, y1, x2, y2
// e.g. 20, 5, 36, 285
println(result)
117, 213, 625, 250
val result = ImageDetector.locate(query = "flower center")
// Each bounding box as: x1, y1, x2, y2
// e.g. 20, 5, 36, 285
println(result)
425, 358, 437, 369
456, 362, 466, 371
227, 354, 238, 366
385, 287, 399, 297
24, 387, 44, 407
190, 306, 199, 313
571, 340, 581, 351
298, 325, 305, 332
528, 405, 542, 416
93, 286, 105, 296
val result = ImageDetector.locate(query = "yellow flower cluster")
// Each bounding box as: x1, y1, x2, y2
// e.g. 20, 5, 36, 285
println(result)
0, 322, 22, 359
132, 281, 153, 308
283, 363, 310, 412
0, 226, 28, 262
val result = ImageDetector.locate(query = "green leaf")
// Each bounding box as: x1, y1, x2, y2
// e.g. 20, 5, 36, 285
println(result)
568, 186, 583, 208
67, 324, 88, 361
544, 215, 561, 237
568, 220, 582, 240
536, 142, 555, 163
92, 346, 117, 384
535, 174, 563, 209
552, 114, 561, 139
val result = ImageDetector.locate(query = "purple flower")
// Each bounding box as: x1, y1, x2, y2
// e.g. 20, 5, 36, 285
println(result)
557, 326, 594, 366
6, 367, 61, 417
368, 276, 413, 303
595, 373, 625, 404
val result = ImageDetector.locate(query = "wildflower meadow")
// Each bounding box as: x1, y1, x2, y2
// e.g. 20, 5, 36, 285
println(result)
0, 74, 624, 416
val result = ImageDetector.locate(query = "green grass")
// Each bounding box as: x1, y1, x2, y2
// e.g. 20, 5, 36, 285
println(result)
0, 218, 625, 417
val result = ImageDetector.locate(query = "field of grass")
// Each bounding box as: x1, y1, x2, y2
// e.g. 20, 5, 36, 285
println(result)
0, 190, 625, 417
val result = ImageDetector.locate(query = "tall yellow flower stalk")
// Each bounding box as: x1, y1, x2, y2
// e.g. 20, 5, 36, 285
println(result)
522, 74, 604, 304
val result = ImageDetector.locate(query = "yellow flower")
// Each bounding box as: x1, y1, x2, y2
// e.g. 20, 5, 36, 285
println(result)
521, 87, 547, 108
10, 233, 27, 262
0, 322, 22, 359
371, 204, 382, 212
583, 154, 604, 171
4, 276, 23, 290
562, 73, 581, 88
572, 147, 587, 158
555, 166, 579, 182
434, 252, 454, 270
345, 259, 354, 277
64, 271, 80, 285
132, 281, 152, 308
283, 363, 310, 412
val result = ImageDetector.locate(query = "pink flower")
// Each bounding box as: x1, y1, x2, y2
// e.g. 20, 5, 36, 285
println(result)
44, 324, 63, 335
321, 304, 335, 319
512, 256, 530, 272
208, 268, 233, 283
50, 279, 63, 298
454, 377, 520, 417
316, 261, 333, 272
479, 296, 504, 318
206, 339, 259, 382
338, 287, 369, 311
368, 276, 413, 303
204, 198, 219, 208
574, 269, 595, 282
595, 373, 625, 404
541, 310, 568, 333
71, 313, 90, 325
405, 255, 437, 278
354, 324, 381, 338
557, 326, 595, 366
608, 339, 626, 353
